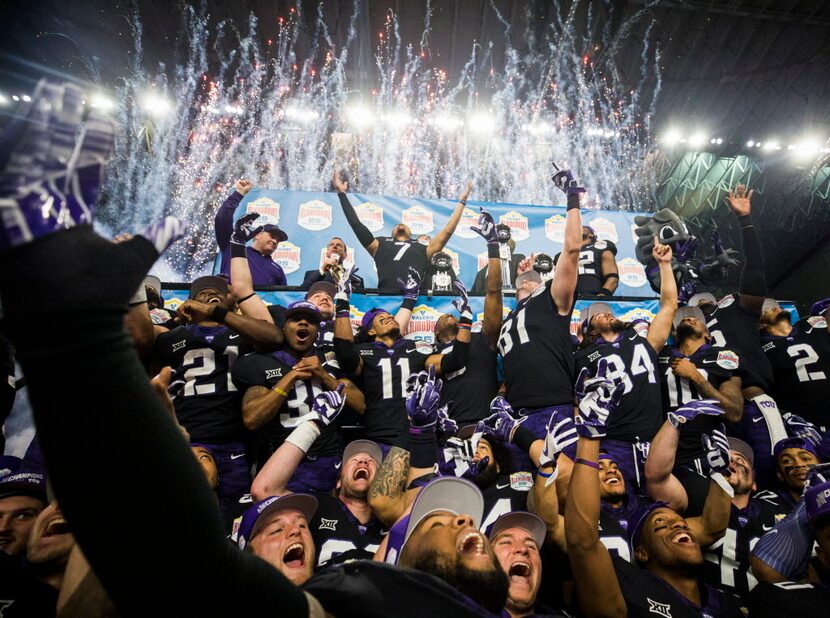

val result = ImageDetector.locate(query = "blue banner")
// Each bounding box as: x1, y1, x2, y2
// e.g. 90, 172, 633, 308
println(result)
217, 189, 654, 296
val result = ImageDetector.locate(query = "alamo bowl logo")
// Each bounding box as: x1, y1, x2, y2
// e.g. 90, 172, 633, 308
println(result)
273, 241, 301, 274
456, 208, 481, 239
618, 257, 647, 288
356, 202, 384, 232
588, 217, 618, 242
443, 247, 461, 276
402, 205, 434, 235
297, 199, 332, 231
405, 304, 442, 343
499, 211, 530, 241
246, 197, 280, 224
620, 307, 657, 323
545, 214, 566, 243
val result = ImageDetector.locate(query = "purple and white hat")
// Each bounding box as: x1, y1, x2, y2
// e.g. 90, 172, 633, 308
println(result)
236, 494, 318, 550
0, 470, 47, 502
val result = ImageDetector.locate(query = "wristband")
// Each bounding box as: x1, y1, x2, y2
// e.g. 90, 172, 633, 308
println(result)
536, 467, 554, 478
211, 305, 229, 324
272, 386, 289, 397
538, 465, 560, 487
487, 244, 500, 259
230, 242, 247, 258
285, 419, 322, 454
567, 192, 581, 211
575, 458, 600, 470
459, 199, 467, 206
458, 323, 471, 331
710, 471, 735, 498
459, 315, 473, 327
401, 297, 417, 311
335, 298, 350, 315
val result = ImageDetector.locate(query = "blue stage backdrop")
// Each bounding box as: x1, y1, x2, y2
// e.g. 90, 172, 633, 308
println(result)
213, 189, 654, 296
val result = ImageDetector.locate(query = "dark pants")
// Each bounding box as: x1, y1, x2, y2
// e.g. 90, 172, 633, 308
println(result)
509, 405, 577, 473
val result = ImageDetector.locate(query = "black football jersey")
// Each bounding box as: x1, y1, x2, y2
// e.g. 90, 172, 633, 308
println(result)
356, 338, 433, 444
612, 554, 743, 618
598, 495, 653, 563
437, 333, 498, 424
574, 327, 662, 442
231, 348, 343, 462
499, 280, 575, 409
317, 321, 335, 354
658, 344, 737, 464
310, 492, 386, 569
748, 581, 830, 618
373, 237, 429, 289
554, 239, 617, 295
703, 294, 773, 391
154, 325, 254, 443
701, 490, 788, 597
479, 472, 532, 533
762, 316, 830, 425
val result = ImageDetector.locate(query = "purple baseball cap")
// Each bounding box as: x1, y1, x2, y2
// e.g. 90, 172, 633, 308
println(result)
0, 471, 47, 503
628, 501, 669, 554
284, 300, 322, 324
773, 436, 818, 460
236, 494, 318, 551
360, 307, 389, 331
810, 298, 830, 317
260, 223, 288, 242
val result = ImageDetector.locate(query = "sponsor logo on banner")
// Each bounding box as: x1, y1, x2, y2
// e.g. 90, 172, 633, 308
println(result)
570, 307, 584, 337
273, 242, 302, 274
499, 211, 530, 241
620, 307, 657, 323
356, 202, 384, 232
589, 217, 618, 242
319, 247, 356, 268
164, 295, 187, 312
456, 208, 481, 239
716, 350, 739, 370
246, 197, 280, 223
618, 257, 647, 287
545, 214, 566, 242
443, 247, 461, 276
406, 304, 442, 343
402, 205, 434, 235
297, 199, 333, 231
349, 306, 364, 335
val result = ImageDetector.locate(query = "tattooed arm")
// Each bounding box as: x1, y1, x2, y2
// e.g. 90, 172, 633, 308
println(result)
367, 446, 421, 527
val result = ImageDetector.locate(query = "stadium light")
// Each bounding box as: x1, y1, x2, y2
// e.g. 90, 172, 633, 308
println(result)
467, 111, 499, 135
792, 139, 821, 160
140, 91, 172, 118
383, 109, 413, 129
746, 140, 755, 148
762, 141, 781, 152
0, 93, 8, 106
89, 92, 116, 111
345, 104, 375, 131
284, 104, 318, 124
223, 103, 244, 116
687, 132, 706, 148
21, 94, 31, 102
431, 112, 464, 132
12, 95, 20, 102
661, 129, 682, 146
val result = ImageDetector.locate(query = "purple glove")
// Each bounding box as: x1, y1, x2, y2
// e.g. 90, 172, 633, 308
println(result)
539, 412, 579, 467
460, 456, 490, 481
783, 413, 823, 446
674, 236, 699, 264
667, 399, 724, 429
436, 403, 459, 443
335, 262, 358, 302
451, 280, 472, 320
476, 396, 521, 442
810, 299, 830, 318
406, 365, 443, 434
551, 168, 586, 195
398, 266, 422, 301
231, 213, 264, 245
574, 359, 625, 438
308, 383, 346, 428
470, 207, 498, 246
702, 423, 730, 476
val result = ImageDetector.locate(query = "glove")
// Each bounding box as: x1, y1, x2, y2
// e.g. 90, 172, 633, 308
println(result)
667, 399, 724, 429
460, 456, 490, 482
470, 207, 499, 246
551, 168, 586, 195
406, 365, 443, 434
476, 396, 521, 442
335, 262, 358, 302
702, 423, 730, 476
308, 383, 346, 428
231, 213, 264, 245
539, 413, 579, 467
451, 280, 472, 320
436, 403, 459, 443
398, 266, 422, 301
783, 413, 823, 446
674, 236, 699, 264
574, 359, 624, 438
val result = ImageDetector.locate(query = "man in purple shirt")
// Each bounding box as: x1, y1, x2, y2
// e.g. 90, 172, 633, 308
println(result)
214, 179, 288, 286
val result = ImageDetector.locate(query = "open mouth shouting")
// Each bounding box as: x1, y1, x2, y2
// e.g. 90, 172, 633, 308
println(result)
282, 542, 306, 569
295, 326, 311, 345
43, 517, 71, 538
508, 561, 532, 586
352, 467, 371, 482
670, 528, 696, 547
457, 529, 488, 563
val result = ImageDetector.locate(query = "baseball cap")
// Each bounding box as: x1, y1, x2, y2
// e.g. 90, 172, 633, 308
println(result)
728, 437, 755, 470
0, 471, 47, 503
628, 501, 669, 554
144, 275, 162, 298
189, 276, 229, 300
384, 477, 484, 565
773, 436, 818, 460
237, 494, 318, 551
260, 223, 288, 242
761, 298, 781, 313
487, 511, 546, 548
306, 281, 336, 301
687, 292, 717, 307
515, 270, 542, 288
342, 439, 383, 466
810, 298, 830, 317
597, 450, 619, 466
0, 456, 22, 479
284, 301, 322, 324
581, 302, 615, 335
672, 306, 707, 329
360, 307, 389, 331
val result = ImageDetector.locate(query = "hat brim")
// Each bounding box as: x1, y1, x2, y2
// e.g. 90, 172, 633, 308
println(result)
672, 306, 707, 329
284, 308, 322, 324
403, 477, 484, 550
342, 440, 383, 466
251, 494, 318, 540
263, 228, 288, 242
487, 511, 546, 548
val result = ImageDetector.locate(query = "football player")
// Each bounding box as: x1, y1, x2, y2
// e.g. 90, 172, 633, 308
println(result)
553, 224, 618, 296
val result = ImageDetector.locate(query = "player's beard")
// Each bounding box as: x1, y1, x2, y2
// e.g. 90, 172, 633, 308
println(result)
610, 319, 627, 334
410, 549, 509, 614
675, 321, 699, 342
436, 321, 459, 344
472, 463, 499, 489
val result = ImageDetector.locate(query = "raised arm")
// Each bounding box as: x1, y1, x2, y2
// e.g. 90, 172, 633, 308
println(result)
427, 182, 472, 258
726, 185, 766, 314
333, 170, 379, 256
599, 251, 619, 296
228, 213, 274, 324
177, 300, 282, 348
687, 427, 733, 547
470, 207, 504, 347
214, 179, 250, 248
393, 266, 422, 334
646, 239, 678, 351
424, 280, 472, 375
332, 264, 363, 377
550, 169, 584, 314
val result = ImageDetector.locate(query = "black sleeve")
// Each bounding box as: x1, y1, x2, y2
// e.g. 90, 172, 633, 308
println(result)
338, 192, 375, 248
334, 337, 361, 376
440, 338, 470, 375
301, 269, 323, 289
738, 214, 766, 297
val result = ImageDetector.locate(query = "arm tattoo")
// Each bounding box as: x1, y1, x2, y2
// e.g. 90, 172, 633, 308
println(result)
368, 446, 410, 501
242, 385, 272, 408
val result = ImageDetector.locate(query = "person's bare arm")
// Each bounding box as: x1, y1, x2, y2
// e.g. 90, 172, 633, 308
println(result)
599, 251, 619, 295
482, 251, 503, 348
643, 420, 689, 512
251, 441, 304, 501
427, 182, 472, 258
367, 446, 417, 527
646, 240, 678, 351
424, 315, 471, 374
526, 438, 566, 551
671, 361, 743, 422
726, 185, 766, 314
241, 369, 310, 430
294, 356, 366, 414
551, 194, 582, 315
177, 300, 282, 348
687, 479, 731, 548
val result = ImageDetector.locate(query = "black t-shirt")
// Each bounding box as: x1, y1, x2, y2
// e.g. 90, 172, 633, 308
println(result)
0, 551, 58, 617
612, 554, 743, 618
373, 237, 429, 290
599, 494, 653, 563
762, 316, 830, 425
748, 581, 830, 618
701, 490, 788, 598
231, 348, 343, 464
574, 326, 663, 442
658, 344, 736, 464
310, 492, 386, 569
499, 280, 574, 409
479, 471, 532, 533
356, 338, 433, 444
554, 239, 617, 295
703, 294, 773, 391
437, 333, 498, 424
154, 325, 254, 443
